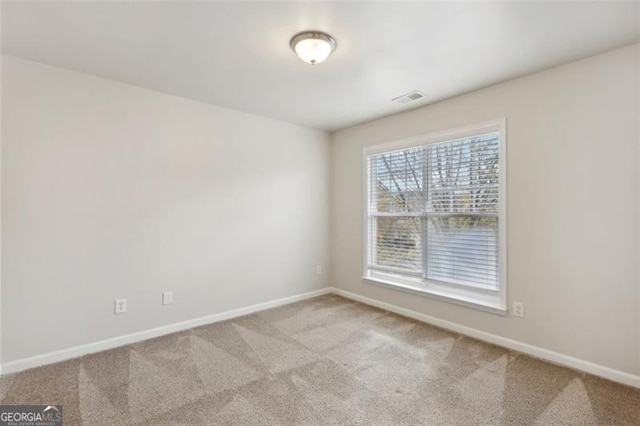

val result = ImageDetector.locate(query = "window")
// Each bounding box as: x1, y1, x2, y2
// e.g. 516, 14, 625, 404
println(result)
364, 120, 506, 313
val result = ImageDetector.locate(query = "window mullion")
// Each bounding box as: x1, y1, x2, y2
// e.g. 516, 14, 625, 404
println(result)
369, 157, 376, 268
422, 147, 429, 281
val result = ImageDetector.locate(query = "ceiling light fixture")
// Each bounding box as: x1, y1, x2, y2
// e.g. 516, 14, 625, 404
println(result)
290, 31, 337, 65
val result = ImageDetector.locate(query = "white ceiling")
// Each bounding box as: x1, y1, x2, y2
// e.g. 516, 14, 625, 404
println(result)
2, 1, 639, 131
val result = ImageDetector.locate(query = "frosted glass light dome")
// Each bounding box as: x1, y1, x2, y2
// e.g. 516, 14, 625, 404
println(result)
290, 31, 337, 65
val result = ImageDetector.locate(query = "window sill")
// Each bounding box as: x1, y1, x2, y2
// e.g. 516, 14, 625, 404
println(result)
362, 274, 507, 316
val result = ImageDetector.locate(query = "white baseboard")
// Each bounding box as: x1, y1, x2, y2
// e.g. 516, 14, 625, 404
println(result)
1, 287, 331, 375
330, 287, 640, 389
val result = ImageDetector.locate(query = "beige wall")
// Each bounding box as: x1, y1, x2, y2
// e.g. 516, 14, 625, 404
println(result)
1, 56, 330, 363
331, 44, 640, 375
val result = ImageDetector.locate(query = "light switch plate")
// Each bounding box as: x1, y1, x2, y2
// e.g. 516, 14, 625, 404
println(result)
163, 291, 173, 305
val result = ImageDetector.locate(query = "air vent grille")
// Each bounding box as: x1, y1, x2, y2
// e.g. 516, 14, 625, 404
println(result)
392, 90, 426, 105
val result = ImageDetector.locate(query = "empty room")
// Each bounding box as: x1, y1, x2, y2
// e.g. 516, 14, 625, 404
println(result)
0, 1, 639, 425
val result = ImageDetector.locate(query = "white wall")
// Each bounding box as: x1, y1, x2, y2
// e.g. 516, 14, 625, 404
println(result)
0, 54, 3, 369
331, 44, 640, 375
637, 40, 640, 378
1, 56, 330, 363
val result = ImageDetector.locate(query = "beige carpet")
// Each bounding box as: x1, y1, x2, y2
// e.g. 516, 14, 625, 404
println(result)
1, 294, 638, 425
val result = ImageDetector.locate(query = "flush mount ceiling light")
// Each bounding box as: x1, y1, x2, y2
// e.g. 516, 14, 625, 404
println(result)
290, 31, 337, 65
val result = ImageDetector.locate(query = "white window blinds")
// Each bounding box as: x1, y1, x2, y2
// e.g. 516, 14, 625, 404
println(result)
367, 132, 500, 291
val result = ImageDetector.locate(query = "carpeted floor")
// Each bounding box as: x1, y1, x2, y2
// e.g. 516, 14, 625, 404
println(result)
1, 294, 639, 425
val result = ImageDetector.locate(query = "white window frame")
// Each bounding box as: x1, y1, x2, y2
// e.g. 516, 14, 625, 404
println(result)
362, 118, 507, 315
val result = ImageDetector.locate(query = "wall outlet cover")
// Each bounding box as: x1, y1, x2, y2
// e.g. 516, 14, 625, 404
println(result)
513, 301, 525, 318
114, 298, 127, 314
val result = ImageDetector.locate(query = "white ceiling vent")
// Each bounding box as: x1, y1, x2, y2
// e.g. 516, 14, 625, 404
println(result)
392, 90, 426, 105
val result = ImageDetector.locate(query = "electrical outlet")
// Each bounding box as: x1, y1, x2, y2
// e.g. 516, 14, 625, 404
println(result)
513, 301, 524, 318
162, 291, 173, 305
114, 298, 127, 314
316, 265, 322, 275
